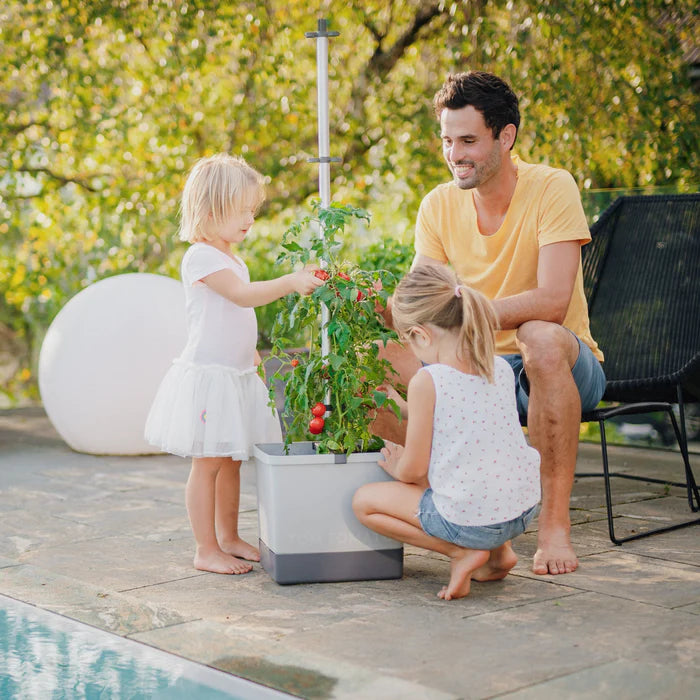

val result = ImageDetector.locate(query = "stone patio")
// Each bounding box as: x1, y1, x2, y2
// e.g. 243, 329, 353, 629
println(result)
1, 407, 699, 698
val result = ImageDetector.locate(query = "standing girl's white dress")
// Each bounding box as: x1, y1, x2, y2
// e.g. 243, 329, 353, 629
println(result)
145, 243, 282, 458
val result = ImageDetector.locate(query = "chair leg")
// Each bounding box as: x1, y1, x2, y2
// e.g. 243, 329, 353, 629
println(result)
598, 417, 619, 544
596, 406, 700, 545
675, 387, 700, 512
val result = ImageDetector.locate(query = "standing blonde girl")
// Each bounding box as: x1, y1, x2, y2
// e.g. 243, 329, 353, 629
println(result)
146, 154, 324, 575
353, 265, 540, 600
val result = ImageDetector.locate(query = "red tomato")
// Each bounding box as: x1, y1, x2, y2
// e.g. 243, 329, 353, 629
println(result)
311, 402, 326, 417
336, 272, 351, 281
309, 417, 325, 434
291, 359, 299, 367
314, 269, 330, 281
356, 289, 364, 301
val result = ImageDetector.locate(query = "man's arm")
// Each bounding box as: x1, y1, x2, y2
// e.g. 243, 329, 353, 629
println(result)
491, 240, 580, 330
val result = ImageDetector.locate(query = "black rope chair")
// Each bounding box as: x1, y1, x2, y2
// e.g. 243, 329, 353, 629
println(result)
579, 193, 700, 543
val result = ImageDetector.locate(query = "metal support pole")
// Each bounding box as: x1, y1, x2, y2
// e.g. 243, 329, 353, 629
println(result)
306, 19, 340, 403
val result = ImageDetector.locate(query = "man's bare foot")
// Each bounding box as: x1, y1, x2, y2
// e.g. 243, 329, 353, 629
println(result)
194, 547, 253, 575
438, 549, 490, 601
533, 530, 578, 575
219, 537, 260, 562
472, 542, 518, 582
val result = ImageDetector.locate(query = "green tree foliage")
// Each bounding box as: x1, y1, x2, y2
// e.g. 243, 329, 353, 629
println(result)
1, 0, 697, 403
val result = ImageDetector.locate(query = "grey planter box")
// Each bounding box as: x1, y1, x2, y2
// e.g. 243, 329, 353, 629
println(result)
254, 442, 404, 584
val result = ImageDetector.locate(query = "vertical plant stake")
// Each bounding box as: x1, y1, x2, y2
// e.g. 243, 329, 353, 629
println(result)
305, 18, 340, 382
252, 18, 404, 585
266, 19, 400, 456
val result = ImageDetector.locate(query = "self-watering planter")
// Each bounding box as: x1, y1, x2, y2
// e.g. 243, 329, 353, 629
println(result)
254, 442, 403, 584
254, 19, 404, 585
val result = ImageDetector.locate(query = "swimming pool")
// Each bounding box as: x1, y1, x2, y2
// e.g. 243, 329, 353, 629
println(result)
0, 594, 289, 699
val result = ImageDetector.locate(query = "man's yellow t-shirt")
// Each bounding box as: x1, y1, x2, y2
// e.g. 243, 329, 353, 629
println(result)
415, 156, 603, 361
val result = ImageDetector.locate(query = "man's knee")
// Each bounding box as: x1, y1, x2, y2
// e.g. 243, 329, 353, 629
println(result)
516, 321, 577, 372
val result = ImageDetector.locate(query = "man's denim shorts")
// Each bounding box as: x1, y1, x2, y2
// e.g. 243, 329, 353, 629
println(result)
417, 488, 539, 551
502, 331, 606, 420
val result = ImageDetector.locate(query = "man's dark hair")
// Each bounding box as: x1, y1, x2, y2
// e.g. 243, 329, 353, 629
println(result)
433, 71, 520, 144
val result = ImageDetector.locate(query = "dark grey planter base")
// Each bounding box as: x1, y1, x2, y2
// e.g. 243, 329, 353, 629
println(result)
259, 539, 404, 585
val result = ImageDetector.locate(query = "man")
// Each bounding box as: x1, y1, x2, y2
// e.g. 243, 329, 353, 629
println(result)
375, 71, 605, 576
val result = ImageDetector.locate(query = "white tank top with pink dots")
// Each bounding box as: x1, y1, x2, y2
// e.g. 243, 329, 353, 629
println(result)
421, 358, 541, 526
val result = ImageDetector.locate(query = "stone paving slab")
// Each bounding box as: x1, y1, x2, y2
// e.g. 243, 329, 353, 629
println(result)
18, 534, 205, 591
591, 494, 700, 521
1, 408, 699, 699
520, 549, 700, 608
568, 474, 689, 509
675, 601, 700, 615
0, 508, 96, 558
498, 658, 699, 699
131, 619, 453, 700
0, 564, 193, 636
280, 591, 700, 698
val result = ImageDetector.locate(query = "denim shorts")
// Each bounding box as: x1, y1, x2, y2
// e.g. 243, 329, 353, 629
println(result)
417, 488, 539, 551
502, 330, 606, 420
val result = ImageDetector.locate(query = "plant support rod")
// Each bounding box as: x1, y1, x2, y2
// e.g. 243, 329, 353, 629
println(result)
306, 18, 339, 399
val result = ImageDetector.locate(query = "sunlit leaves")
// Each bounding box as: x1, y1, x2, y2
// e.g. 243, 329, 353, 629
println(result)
0, 0, 697, 405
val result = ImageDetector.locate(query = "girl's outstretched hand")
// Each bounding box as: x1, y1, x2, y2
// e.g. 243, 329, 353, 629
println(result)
378, 440, 404, 478
290, 266, 326, 296
376, 383, 407, 418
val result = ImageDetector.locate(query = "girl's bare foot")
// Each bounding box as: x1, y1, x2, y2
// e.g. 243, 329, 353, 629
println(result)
472, 542, 519, 582
219, 537, 261, 562
194, 547, 253, 575
438, 549, 490, 601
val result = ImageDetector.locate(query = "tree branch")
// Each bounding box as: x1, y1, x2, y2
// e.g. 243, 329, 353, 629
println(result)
363, 17, 384, 43
6, 120, 46, 134
16, 167, 104, 193
368, 0, 446, 79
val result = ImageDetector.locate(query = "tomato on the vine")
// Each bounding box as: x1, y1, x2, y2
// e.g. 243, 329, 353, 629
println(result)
356, 289, 364, 301
309, 417, 325, 434
290, 359, 299, 367
311, 402, 326, 417
336, 272, 351, 281
314, 269, 330, 281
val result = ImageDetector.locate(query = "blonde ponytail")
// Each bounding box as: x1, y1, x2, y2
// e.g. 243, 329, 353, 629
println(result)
454, 284, 497, 382
393, 266, 497, 382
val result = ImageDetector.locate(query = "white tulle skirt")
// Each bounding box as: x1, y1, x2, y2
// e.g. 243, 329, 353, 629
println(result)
144, 360, 282, 459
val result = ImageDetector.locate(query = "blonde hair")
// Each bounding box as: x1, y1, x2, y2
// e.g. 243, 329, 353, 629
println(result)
178, 153, 265, 243
392, 265, 498, 381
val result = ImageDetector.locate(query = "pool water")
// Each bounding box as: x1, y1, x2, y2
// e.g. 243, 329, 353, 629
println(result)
0, 594, 288, 699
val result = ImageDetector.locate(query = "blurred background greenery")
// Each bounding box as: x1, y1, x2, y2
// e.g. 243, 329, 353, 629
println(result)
1, 0, 698, 439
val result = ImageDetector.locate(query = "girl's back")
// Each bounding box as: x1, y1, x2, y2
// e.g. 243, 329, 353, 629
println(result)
423, 357, 541, 527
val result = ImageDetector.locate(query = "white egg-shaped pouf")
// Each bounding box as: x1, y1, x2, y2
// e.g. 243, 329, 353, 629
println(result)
39, 273, 186, 455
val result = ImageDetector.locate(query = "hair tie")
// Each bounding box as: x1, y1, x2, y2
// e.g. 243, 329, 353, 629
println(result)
454, 285, 462, 298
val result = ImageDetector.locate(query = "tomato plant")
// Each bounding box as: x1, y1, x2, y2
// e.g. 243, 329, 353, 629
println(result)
268, 203, 402, 455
